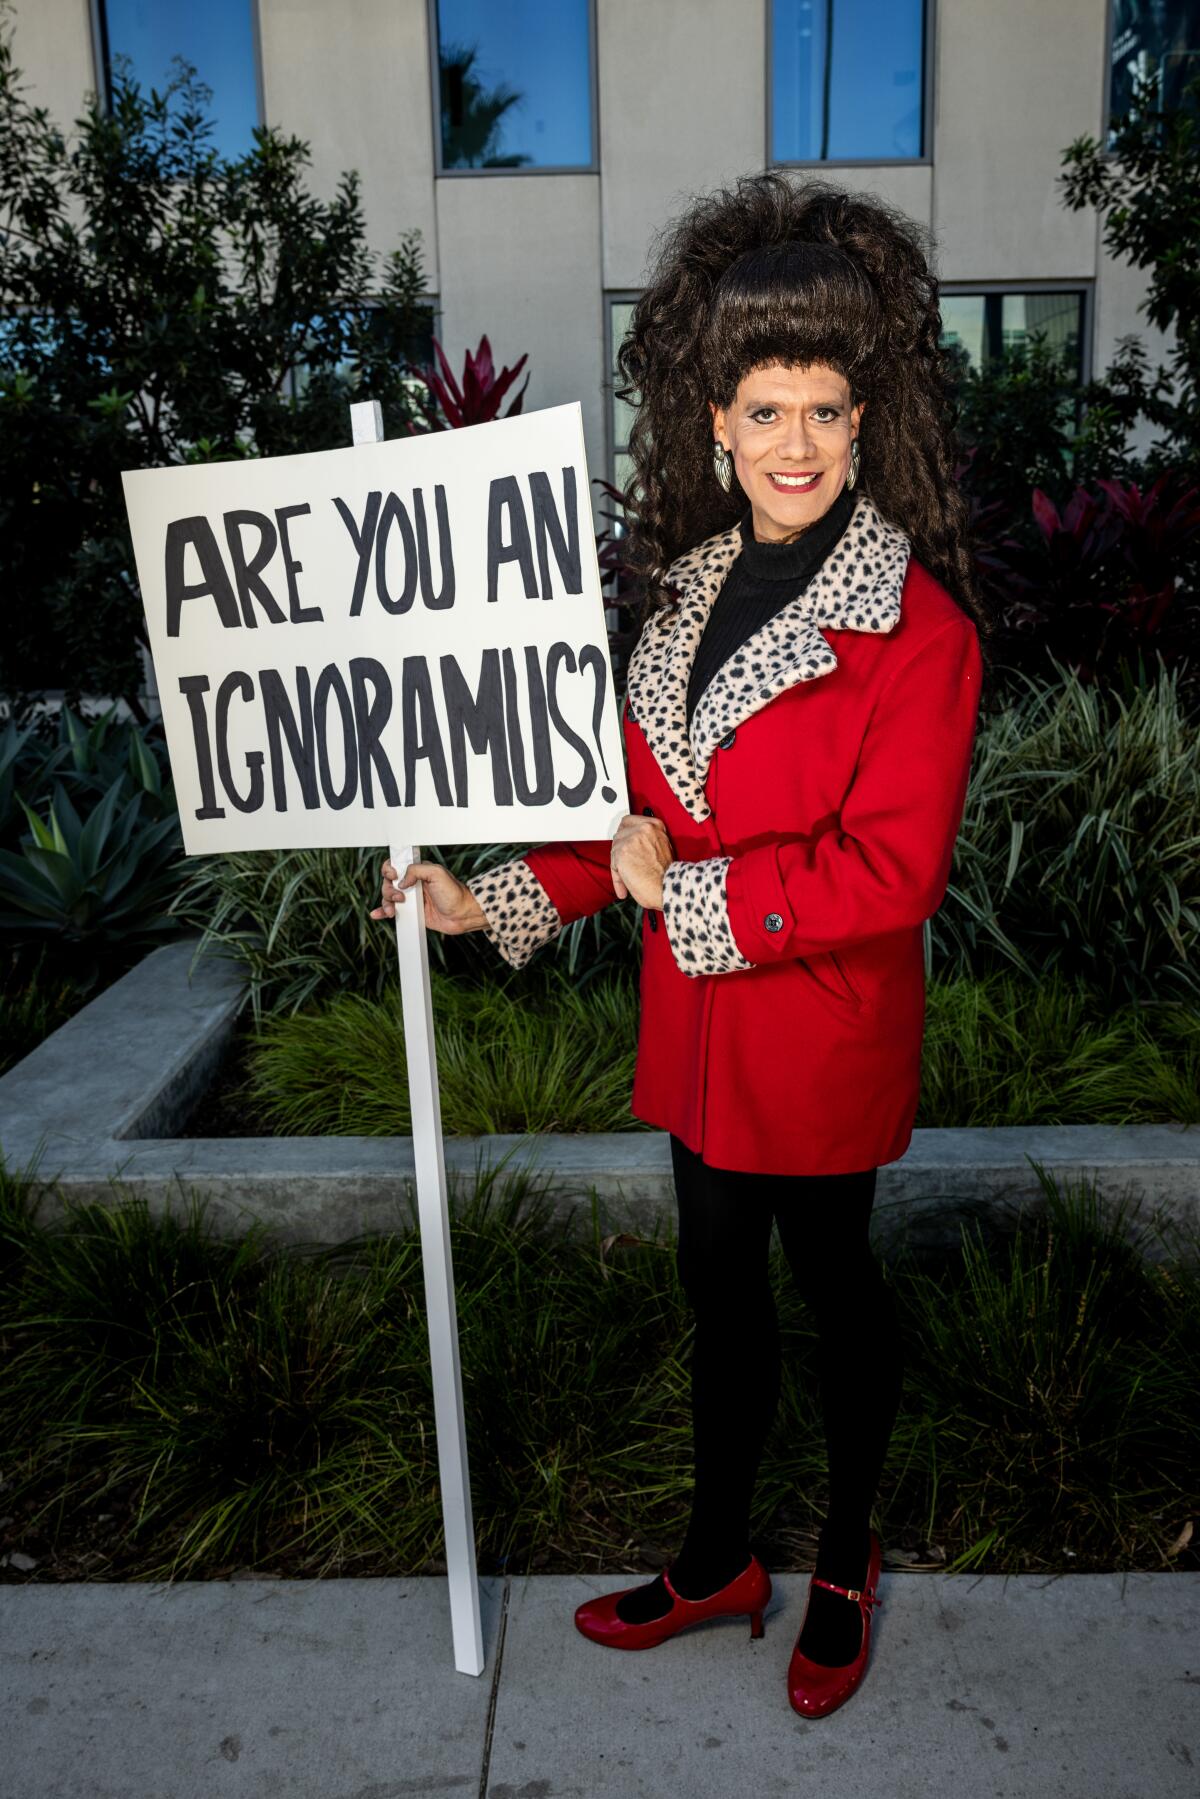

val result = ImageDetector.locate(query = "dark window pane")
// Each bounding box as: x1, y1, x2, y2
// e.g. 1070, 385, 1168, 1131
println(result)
1110, 0, 1200, 126
101, 0, 259, 161
436, 0, 592, 169
772, 0, 925, 161
940, 290, 1084, 379
287, 306, 437, 400
610, 300, 637, 450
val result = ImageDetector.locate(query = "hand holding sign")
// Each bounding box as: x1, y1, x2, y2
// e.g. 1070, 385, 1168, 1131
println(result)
371, 855, 487, 929
369, 805, 675, 929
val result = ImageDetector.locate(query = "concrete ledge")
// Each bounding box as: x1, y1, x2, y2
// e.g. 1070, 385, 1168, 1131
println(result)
0, 938, 244, 1147
2, 940, 1197, 1258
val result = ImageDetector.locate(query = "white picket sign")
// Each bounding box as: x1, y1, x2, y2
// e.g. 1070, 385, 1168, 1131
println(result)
350, 399, 484, 1679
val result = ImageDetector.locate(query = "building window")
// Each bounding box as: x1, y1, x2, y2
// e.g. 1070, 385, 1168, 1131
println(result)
95, 0, 262, 162
432, 0, 595, 172
939, 288, 1088, 382
283, 302, 439, 406
1109, 0, 1200, 132
607, 296, 639, 503
770, 0, 927, 163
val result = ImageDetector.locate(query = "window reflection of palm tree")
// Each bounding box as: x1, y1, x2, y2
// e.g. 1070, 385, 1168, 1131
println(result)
440, 42, 532, 168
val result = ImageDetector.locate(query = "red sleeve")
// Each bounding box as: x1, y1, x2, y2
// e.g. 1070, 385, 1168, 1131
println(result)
522, 838, 619, 928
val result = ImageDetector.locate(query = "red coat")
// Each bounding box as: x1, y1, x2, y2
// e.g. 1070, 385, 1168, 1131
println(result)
465, 492, 983, 1175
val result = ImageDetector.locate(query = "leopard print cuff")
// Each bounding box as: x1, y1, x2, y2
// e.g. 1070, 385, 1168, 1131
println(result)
660, 856, 755, 978
464, 857, 563, 970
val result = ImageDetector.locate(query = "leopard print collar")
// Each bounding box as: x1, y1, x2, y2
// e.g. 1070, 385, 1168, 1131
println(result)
624, 490, 911, 823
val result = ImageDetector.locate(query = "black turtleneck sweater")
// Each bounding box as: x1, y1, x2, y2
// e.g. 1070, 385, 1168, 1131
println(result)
686, 485, 857, 729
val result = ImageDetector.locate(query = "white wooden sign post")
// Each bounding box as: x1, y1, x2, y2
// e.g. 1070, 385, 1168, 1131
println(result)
121, 399, 628, 1679
352, 395, 482, 1676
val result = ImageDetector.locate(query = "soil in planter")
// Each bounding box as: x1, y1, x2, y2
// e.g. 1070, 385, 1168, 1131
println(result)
177, 1020, 277, 1137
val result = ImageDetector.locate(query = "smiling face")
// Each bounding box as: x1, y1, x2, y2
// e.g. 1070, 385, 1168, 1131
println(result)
709, 361, 865, 543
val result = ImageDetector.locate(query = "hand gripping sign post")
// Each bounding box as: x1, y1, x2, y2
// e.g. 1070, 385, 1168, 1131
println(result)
121, 401, 628, 1676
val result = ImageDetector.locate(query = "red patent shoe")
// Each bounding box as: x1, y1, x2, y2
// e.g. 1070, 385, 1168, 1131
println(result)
787, 1530, 883, 1718
574, 1553, 772, 1651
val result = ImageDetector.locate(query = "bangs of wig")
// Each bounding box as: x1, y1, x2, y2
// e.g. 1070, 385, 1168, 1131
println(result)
701, 240, 884, 406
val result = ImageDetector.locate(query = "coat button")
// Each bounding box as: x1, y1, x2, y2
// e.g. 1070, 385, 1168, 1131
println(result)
718, 729, 736, 750
764, 911, 784, 933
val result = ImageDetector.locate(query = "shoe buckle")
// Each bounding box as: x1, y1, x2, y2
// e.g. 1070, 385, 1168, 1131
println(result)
812, 1575, 881, 1609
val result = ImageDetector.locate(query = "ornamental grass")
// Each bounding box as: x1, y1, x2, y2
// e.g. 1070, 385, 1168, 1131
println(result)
0, 1160, 1195, 1585
228, 963, 1200, 1138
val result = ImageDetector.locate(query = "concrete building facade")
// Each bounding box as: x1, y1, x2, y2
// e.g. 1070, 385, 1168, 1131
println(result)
10, 1, 1178, 512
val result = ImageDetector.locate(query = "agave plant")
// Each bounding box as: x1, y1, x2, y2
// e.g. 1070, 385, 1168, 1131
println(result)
0, 706, 173, 850
0, 776, 184, 986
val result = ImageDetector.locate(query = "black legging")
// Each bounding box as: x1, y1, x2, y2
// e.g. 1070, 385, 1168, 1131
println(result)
669, 1133, 905, 1579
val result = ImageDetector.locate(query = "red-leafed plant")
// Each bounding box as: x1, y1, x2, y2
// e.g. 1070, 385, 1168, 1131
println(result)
408, 333, 529, 432
1091, 474, 1200, 639
405, 340, 646, 683
590, 475, 643, 686
980, 473, 1200, 694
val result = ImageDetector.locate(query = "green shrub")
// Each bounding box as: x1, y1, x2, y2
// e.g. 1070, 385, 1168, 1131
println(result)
227, 965, 1196, 1138
173, 840, 642, 1023
917, 969, 1200, 1127
881, 1171, 1200, 1572
0, 1163, 1194, 1580
0, 950, 83, 1074
245, 964, 641, 1137
936, 658, 1200, 1005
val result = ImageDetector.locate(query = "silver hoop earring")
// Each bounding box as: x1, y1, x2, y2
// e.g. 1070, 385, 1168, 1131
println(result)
713, 440, 734, 494
845, 438, 861, 491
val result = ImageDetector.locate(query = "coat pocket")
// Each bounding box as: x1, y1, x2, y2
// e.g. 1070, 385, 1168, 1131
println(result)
798, 948, 866, 1015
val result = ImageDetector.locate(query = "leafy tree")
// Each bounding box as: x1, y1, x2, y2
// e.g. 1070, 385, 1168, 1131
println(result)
1059, 68, 1200, 475
949, 334, 1085, 519
0, 24, 434, 713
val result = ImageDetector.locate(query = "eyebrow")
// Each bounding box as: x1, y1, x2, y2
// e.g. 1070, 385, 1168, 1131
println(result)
742, 394, 847, 409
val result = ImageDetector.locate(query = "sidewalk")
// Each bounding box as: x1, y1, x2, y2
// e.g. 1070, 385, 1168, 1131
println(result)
3, 1569, 1197, 1798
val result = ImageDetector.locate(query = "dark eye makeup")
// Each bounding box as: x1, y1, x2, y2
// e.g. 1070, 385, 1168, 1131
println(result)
748, 404, 843, 423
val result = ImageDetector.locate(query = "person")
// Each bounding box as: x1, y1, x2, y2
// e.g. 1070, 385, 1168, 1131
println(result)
370, 172, 991, 1720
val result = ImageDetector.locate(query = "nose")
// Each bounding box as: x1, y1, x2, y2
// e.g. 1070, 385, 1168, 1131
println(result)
776, 409, 819, 462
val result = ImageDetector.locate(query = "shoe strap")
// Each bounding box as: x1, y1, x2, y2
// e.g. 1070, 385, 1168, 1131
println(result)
662, 1555, 755, 1606
811, 1576, 881, 1608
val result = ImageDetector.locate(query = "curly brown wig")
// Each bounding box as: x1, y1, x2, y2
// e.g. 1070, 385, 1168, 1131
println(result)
615, 171, 993, 650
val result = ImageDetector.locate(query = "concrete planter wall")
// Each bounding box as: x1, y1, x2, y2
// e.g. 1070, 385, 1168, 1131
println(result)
1, 939, 1196, 1260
